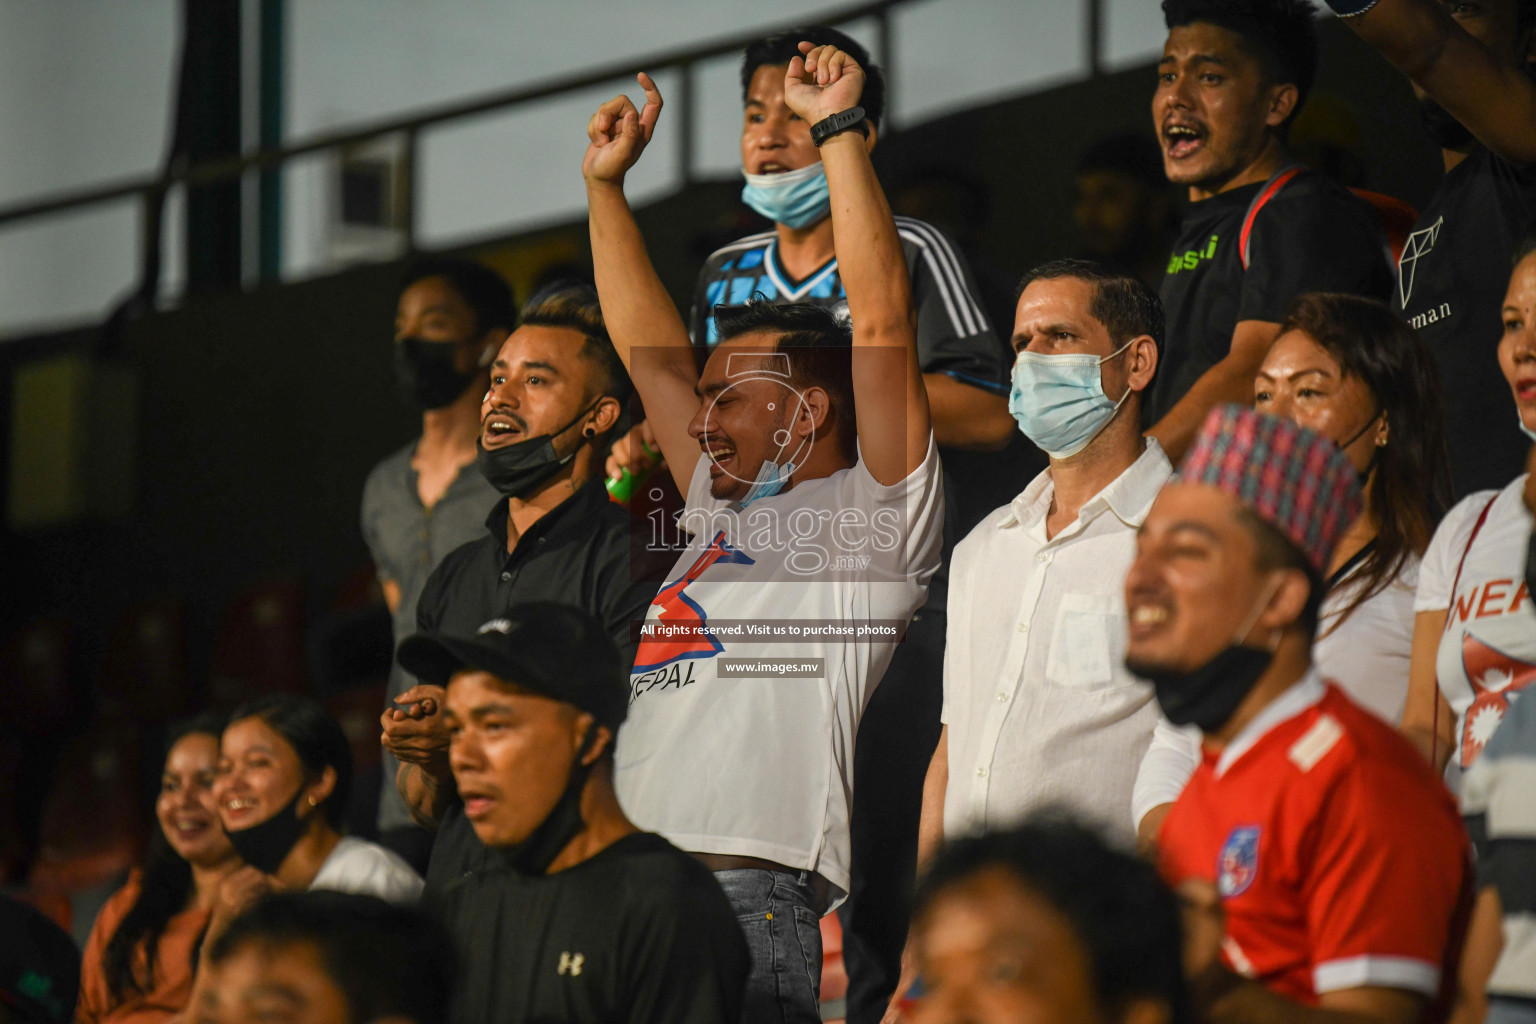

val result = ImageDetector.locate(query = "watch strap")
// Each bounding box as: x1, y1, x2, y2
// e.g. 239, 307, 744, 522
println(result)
810, 107, 869, 147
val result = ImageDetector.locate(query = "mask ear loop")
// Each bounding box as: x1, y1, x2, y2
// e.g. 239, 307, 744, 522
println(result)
1233, 572, 1288, 648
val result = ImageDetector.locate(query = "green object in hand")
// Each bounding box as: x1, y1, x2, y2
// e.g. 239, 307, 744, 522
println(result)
605, 439, 660, 505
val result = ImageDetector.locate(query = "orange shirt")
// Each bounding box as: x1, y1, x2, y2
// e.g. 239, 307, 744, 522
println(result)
76, 872, 209, 1024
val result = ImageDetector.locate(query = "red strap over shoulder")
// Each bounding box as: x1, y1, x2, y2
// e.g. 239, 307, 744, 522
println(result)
1239, 166, 1304, 271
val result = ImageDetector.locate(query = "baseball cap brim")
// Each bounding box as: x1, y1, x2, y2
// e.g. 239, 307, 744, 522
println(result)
396, 632, 552, 695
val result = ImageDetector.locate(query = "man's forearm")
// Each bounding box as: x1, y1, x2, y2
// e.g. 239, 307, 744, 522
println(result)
820, 130, 929, 481
586, 181, 695, 370
925, 374, 1013, 450
820, 134, 914, 345
1205, 977, 1423, 1024
586, 179, 702, 487
398, 760, 453, 829
1339, 0, 1536, 165
916, 728, 949, 873
1149, 320, 1279, 462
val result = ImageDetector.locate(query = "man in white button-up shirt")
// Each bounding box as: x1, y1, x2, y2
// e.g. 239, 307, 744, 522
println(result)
917, 258, 1172, 864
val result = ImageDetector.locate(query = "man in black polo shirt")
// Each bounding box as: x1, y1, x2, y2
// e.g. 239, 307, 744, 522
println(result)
397, 603, 748, 1024
380, 282, 660, 885
1148, 0, 1393, 461
1325, 0, 1536, 496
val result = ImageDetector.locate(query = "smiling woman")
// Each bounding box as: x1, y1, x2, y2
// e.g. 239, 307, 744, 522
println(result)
76, 714, 239, 1024
213, 696, 422, 909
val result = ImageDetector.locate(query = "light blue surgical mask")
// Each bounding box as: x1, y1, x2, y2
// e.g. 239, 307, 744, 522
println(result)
1008, 337, 1136, 459
742, 162, 831, 229
739, 456, 798, 508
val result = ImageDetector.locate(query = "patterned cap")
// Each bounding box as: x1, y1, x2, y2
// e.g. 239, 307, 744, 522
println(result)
1178, 404, 1362, 573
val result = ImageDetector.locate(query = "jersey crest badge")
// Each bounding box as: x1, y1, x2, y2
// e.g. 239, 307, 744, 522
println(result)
1217, 826, 1261, 898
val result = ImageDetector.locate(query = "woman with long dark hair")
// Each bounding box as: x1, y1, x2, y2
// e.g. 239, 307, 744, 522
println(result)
1254, 291, 1453, 721
76, 713, 240, 1024
210, 694, 422, 927
1132, 292, 1453, 844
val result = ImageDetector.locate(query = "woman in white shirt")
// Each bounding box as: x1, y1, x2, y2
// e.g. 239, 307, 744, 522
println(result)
1404, 243, 1536, 787
210, 694, 423, 936
1134, 292, 1453, 843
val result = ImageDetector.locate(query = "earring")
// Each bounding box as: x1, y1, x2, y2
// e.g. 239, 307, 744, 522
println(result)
583, 427, 595, 438
308, 795, 316, 808
1375, 436, 1387, 447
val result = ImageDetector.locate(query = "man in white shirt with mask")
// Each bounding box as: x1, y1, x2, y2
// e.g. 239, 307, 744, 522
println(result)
917, 258, 1171, 869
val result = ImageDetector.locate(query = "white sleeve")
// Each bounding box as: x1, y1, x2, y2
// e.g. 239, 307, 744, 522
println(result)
1131, 716, 1202, 830
854, 436, 945, 584
1414, 490, 1499, 613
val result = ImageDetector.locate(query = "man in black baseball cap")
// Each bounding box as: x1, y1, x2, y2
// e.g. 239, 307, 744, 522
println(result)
396, 602, 747, 1024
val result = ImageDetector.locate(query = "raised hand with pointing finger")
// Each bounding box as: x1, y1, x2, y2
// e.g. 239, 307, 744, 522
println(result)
583, 72, 663, 186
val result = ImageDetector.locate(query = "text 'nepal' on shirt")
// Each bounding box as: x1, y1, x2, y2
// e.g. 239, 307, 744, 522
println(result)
1394, 147, 1536, 496
362, 440, 501, 832
1151, 172, 1392, 423
434, 829, 749, 1024
614, 440, 945, 898
689, 215, 1012, 609
942, 439, 1172, 847
1159, 673, 1470, 1012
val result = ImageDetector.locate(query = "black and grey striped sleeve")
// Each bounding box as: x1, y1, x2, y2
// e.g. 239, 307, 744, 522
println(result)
896, 216, 1010, 395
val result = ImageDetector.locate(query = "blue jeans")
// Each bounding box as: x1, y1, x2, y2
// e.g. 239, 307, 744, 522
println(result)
1490, 997, 1536, 1024
713, 868, 823, 1024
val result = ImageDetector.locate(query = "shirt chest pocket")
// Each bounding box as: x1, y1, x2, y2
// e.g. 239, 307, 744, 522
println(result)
1044, 593, 1124, 690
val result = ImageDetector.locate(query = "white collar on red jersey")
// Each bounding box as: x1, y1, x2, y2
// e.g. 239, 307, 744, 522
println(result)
1214, 670, 1326, 777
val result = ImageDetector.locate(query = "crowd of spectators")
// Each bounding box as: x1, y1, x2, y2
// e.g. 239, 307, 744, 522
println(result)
5, 1, 1536, 1023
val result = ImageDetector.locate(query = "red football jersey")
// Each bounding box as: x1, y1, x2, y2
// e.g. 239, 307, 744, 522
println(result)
1159, 678, 1471, 1014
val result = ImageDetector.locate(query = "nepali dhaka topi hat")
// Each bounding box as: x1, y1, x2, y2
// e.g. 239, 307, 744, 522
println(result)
1178, 404, 1362, 573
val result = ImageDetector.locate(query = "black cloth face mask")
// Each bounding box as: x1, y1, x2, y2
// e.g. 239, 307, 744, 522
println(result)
1336, 409, 1382, 486
395, 337, 477, 409
1129, 578, 1284, 733
476, 400, 600, 499
225, 787, 311, 875
494, 728, 599, 876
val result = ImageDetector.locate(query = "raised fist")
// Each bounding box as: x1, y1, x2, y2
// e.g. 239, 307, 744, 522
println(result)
783, 41, 866, 127
582, 72, 663, 185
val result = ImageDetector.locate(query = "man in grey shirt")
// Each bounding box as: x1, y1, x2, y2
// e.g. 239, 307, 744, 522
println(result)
361, 257, 512, 870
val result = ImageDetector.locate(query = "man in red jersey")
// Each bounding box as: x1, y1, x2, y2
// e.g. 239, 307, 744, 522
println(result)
1124, 404, 1470, 1024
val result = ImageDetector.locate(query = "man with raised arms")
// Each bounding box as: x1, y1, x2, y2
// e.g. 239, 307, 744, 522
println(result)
582, 44, 943, 1024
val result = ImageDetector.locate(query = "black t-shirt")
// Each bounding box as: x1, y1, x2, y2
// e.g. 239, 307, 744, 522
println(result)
415, 481, 669, 884
1394, 147, 1536, 497
433, 830, 749, 1024
1151, 173, 1394, 422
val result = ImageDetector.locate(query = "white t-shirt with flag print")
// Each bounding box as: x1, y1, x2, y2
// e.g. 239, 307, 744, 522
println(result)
1414, 475, 1536, 784
613, 441, 944, 898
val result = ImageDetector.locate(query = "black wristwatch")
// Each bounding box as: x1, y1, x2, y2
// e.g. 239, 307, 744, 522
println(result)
810, 107, 870, 147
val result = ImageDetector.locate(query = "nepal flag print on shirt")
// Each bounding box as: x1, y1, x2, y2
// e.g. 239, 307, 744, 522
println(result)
632, 532, 754, 674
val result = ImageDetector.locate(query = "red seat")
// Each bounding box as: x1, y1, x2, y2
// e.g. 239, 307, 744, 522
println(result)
0, 616, 77, 728
96, 596, 189, 721
28, 717, 146, 934
209, 578, 308, 708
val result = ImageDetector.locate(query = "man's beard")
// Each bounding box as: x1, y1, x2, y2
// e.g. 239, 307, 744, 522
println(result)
1418, 97, 1475, 150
